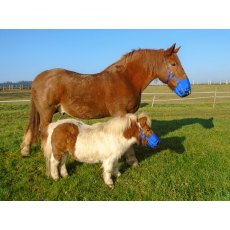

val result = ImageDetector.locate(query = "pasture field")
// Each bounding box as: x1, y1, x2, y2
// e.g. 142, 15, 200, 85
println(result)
0, 84, 230, 200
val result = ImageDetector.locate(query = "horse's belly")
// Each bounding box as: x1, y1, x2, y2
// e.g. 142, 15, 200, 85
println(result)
62, 102, 109, 119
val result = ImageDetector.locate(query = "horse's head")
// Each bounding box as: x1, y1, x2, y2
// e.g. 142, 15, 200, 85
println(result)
137, 113, 159, 148
158, 43, 191, 97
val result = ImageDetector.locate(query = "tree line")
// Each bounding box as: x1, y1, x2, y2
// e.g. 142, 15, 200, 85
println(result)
0, 81, 32, 90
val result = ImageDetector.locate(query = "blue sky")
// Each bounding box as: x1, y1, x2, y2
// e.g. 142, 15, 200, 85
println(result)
0, 29, 230, 83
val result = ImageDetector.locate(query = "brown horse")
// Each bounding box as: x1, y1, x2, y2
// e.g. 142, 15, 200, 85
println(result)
20, 43, 191, 165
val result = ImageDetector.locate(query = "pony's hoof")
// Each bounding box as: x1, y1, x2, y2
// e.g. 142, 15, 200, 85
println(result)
126, 159, 139, 167
116, 172, 121, 177
131, 162, 139, 167
52, 176, 59, 181
61, 173, 69, 178
108, 184, 114, 189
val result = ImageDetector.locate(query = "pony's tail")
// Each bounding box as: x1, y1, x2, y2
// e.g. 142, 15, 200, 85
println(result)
28, 97, 40, 144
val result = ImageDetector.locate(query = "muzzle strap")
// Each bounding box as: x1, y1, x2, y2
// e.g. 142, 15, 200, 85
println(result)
164, 59, 191, 97
139, 127, 159, 148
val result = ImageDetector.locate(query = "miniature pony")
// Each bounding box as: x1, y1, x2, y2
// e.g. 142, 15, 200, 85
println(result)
43, 113, 159, 188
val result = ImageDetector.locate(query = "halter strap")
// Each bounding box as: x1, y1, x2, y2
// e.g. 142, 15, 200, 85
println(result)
164, 59, 180, 84
138, 125, 160, 148
139, 127, 148, 141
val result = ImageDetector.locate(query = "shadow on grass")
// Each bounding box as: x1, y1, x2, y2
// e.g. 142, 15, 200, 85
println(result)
140, 103, 149, 108
67, 161, 83, 176
151, 117, 214, 137
131, 117, 214, 165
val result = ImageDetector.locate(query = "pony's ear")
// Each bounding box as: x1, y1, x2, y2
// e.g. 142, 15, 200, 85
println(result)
164, 43, 176, 57
138, 116, 147, 127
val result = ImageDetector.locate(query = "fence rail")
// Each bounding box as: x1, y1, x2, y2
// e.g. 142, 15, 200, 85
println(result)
142, 90, 230, 108
0, 91, 230, 108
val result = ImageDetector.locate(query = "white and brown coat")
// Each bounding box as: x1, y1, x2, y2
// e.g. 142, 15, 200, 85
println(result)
43, 113, 154, 188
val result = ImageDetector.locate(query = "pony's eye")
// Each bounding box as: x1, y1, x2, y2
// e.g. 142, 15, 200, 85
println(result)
171, 63, 176, 66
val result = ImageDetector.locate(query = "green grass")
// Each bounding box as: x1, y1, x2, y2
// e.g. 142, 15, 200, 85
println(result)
0, 85, 230, 200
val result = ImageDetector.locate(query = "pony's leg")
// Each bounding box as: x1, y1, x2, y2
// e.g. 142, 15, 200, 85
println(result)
50, 154, 60, 180
59, 154, 68, 178
124, 146, 138, 166
20, 129, 32, 156
112, 160, 121, 177
102, 159, 114, 188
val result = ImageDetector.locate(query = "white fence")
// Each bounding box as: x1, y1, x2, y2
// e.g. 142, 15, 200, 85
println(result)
142, 90, 230, 108
0, 91, 230, 108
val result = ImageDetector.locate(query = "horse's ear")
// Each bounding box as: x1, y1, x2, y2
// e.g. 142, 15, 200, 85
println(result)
174, 46, 181, 53
164, 43, 176, 57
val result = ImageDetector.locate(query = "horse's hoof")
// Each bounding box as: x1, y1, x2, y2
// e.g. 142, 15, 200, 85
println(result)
20, 148, 31, 157
20, 143, 31, 157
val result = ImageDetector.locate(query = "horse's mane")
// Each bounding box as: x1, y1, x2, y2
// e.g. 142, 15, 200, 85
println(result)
105, 49, 164, 73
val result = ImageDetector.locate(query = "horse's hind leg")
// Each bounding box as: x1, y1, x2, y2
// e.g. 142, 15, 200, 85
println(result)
20, 128, 32, 156
39, 107, 56, 153
124, 146, 138, 166
21, 97, 40, 156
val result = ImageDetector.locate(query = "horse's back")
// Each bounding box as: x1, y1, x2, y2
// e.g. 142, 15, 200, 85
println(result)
32, 68, 80, 86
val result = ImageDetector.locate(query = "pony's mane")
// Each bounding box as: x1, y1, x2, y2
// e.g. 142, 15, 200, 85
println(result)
92, 114, 137, 135
53, 115, 137, 137
105, 49, 164, 73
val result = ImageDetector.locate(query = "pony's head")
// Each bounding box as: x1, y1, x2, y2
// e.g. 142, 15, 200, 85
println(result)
158, 43, 191, 97
137, 113, 159, 148
123, 113, 159, 148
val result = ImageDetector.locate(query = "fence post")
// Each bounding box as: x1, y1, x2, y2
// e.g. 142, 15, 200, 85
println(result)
151, 95, 155, 107
213, 87, 217, 108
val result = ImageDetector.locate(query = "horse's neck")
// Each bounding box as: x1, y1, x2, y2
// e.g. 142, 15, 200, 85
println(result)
125, 60, 158, 93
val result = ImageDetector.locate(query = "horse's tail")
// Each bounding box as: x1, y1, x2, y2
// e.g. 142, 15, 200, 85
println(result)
28, 97, 40, 144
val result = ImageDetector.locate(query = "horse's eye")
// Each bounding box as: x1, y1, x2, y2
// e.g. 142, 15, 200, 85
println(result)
171, 63, 176, 66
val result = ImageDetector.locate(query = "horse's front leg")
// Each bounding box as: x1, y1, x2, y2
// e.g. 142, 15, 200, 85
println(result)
20, 128, 33, 156
39, 108, 56, 154
124, 146, 138, 166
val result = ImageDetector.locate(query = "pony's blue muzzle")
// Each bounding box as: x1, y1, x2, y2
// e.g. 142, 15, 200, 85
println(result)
146, 133, 160, 148
139, 129, 160, 148
173, 78, 191, 97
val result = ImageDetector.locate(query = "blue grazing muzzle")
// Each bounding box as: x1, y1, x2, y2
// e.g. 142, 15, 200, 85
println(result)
165, 65, 191, 97
139, 129, 160, 148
